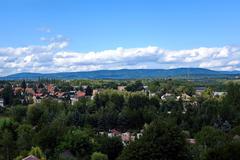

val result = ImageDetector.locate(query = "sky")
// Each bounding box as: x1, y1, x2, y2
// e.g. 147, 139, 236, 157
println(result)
0, 0, 240, 76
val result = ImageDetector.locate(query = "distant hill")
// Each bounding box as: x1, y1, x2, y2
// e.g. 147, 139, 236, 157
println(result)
0, 68, 240, 80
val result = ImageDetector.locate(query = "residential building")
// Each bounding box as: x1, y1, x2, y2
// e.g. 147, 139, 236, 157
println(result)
117, 86, 126, 91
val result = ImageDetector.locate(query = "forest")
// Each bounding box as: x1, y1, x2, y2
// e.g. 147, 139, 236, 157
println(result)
0, 79, 240, 160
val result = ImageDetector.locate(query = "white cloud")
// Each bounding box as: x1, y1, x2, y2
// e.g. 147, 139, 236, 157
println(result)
228, 60, 239, 65
199, 60, 223, 68
0, 35, 240, 76
37, 27, 51, 33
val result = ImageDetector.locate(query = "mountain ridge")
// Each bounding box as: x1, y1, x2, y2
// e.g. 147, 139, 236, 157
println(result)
1, 68, 240, 80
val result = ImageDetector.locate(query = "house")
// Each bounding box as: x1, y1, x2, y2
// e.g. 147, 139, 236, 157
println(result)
143, 85, 149, 92
70, 97, 78, 105
136, 133, 143, 139
117, 86, 126, 91
14, 87, 23, 95
57, 92, 66, 99
92, 89, 100, 97
186, 138, 196, 145
181, 93, 191, 102
47, 84, 55, 93
91, 89, 101, 100
33, 93, 43, 104
121, 132, 131, 142
108, 129, 121, 137
22, 155, 40, 160
213, 92, 227, 97
0, 98, 4, 108
47, 84, 56, 96
161, 93, 175, 101
82, 85, 88, 90
75, 91, 86, 99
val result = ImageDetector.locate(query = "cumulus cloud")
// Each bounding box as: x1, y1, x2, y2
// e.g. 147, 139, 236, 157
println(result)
0, 36, 240, 76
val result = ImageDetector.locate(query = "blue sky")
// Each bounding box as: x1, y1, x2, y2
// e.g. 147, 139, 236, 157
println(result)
0, 0, 240, 75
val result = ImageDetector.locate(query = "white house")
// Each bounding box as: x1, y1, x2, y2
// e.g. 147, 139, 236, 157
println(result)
213, 92, 227, 97
161, 93, 174, 101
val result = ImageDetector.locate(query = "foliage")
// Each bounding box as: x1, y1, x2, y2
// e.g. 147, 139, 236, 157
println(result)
91, 152, 108, 160
0, 79, 240, 159
118, 119, 191, 160
28, 146, 46, 160
205, 141, 240, 160
96, 136, 123, 160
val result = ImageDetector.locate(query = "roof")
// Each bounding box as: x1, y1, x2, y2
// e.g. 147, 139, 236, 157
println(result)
14, 87, 23, 94
47, 84, 55, 93
117, 86, 126, 91
57, 92, 66, 98
75, 91, 86, 98
111, 129, 121, 135
26, 88, 35, 95
22, 155, 40, 160
34, 93, 43, 97
186, 138, 196, 144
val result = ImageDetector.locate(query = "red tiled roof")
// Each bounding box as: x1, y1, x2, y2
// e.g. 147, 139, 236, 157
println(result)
34, 93, 43, 97
76, 91, 85, 98
47, 84, 54, 93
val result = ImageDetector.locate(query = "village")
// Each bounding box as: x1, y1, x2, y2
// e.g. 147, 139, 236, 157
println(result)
0, 80, 227, 108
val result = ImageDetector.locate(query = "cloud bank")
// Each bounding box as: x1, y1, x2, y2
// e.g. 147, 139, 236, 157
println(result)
0, 35, 240, 76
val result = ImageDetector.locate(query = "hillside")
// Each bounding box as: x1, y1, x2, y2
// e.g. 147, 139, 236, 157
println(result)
0, 68, 239, 80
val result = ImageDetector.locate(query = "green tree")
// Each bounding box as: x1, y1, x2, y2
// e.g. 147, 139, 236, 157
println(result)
127, 92, 149, 109
58, 128, 94, 159
2, 84, 13, 106
28, 146, 46, 160
96, 136, 123, 160
202, 88, 214, 99
85, 86, 93, 96
195, 126, 228, 149
205, 141, 240, 160
16, 124, 34, 152
91, 152, 108, 160
34, 112, 68, 157
9, 105, 27, 122
225, 82, 240, 107
0, 129, 16, 160
118, 119, 191, 160
21, 80, 27, 91
125, 80, 144, 92
27, 105, 44, 126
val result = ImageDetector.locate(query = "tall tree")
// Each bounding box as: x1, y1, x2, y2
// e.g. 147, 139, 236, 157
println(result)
118, 119, 191, 160
2, 84, 13, 106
